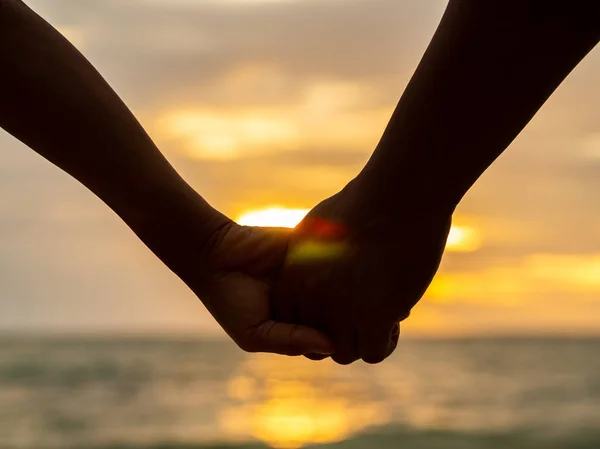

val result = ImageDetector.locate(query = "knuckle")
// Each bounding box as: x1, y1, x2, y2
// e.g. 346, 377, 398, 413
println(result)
332, 354, 359, 366
305, 354, 329, 361
362, 354, 387, 365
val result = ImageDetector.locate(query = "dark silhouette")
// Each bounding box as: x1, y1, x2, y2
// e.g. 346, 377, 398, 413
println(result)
1, 0, 599, 363
0, 0, 334, 356
274, 1, 600, 365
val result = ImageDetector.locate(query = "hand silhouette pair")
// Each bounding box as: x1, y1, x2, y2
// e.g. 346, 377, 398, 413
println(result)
198, 178, 452, 365
0, 0, 449, 365
7, 0, 596, 367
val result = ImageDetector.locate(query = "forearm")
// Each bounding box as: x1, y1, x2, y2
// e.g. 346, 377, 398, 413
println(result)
357, 0, 600, 217
0, 0, 229, 279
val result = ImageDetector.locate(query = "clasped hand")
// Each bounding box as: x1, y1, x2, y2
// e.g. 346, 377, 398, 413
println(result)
195, 178, 452, 365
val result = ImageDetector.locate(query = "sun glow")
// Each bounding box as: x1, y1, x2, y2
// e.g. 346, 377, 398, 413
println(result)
237, 207, 310, 228
237, 208, 481, 252
445, 225, 482, 253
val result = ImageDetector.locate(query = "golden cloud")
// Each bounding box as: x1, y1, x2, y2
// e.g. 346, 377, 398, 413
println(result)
427, 253, 600, 305
154, 77, 391, 160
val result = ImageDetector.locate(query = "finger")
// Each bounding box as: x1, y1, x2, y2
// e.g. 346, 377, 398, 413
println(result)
304, 353, 329, 361
330, 329, 360, 365
388, 322, 400, 355
242, 321, 335, 356
391, 322, 400, 347
358, 321, 400, 365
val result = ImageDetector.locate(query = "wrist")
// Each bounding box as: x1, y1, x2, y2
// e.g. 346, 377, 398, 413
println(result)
345, 167, 457, 229
115, 176, 232, 283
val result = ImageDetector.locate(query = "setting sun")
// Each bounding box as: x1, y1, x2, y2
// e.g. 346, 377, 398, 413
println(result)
237, 207, 481, 253
237, 207, 310, 228
446, 225, 482, 253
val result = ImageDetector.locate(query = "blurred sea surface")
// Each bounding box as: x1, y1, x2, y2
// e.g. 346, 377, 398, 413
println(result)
1, 336, 599, 449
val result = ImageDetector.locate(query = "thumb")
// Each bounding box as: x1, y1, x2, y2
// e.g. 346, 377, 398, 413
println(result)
243, 320, 335, 357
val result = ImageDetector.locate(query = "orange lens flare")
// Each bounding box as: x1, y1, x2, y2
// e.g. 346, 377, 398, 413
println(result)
290, 217, 350, 262
297, 217, 349, 239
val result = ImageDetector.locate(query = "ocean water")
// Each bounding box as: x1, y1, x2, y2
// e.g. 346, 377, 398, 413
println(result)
1, 337, 599, 449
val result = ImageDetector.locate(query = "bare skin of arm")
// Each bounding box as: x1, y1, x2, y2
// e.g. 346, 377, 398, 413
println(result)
0, 0, 333, 356
275, 0, 600, 365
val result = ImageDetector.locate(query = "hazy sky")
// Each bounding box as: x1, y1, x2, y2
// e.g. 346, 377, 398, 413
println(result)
1, 0, 599, 336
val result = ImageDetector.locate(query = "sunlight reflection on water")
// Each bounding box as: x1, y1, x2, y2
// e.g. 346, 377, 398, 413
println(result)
219, 355, 389, 448
2, 338, 600, 449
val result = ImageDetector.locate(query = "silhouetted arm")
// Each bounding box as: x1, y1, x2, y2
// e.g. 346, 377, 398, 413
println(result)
0, 0, 229, 281
357, 0, 600, 216
0, 1, 335, 356
274, 0, 600, 365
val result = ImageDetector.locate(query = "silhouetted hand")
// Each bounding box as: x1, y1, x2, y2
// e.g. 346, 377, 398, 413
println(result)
273, 181, 452, 364
194, 222, 335, 356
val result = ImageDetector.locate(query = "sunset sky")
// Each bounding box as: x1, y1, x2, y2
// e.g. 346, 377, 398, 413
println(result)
1, 0, 599, 336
